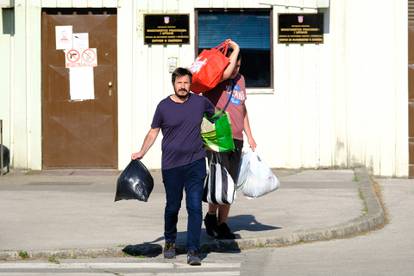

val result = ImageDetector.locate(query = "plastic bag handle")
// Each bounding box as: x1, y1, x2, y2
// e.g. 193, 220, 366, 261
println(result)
215, 41, 229, 56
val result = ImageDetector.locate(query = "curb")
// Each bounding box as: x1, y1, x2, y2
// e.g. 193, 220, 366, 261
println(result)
0, 167, 386, 261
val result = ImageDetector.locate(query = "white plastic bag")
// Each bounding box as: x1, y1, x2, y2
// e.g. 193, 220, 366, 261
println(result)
237, 150, 280, 198
236, 150, 253, 189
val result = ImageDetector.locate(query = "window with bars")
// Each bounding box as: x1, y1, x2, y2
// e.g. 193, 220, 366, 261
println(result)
196, 9, 272, 88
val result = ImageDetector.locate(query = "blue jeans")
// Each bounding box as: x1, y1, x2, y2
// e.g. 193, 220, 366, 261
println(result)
161, 158, 206, 251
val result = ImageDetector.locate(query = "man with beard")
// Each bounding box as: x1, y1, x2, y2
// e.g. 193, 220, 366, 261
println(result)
132, 67, 215, 265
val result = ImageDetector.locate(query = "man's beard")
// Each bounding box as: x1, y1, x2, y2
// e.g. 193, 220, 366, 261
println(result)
175, 89, 189, 100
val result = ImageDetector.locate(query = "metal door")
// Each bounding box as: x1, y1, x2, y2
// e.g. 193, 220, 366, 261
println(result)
41, 9, 117, 168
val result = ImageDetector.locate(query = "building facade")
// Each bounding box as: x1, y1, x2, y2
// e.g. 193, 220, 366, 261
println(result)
0, 0, 408, 176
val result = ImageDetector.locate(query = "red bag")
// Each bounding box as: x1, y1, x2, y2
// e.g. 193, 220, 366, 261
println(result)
189, 42, 230, 94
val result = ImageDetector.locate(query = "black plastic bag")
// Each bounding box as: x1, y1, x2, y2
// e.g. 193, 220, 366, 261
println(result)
0, 144, 10, 173
114, 160, 154, 202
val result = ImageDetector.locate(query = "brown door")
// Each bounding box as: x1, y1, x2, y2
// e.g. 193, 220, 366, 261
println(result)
41, 9, 117, 169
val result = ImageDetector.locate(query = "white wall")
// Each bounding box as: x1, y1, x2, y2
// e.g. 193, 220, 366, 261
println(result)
0, 9, 12, 156
0, 0, 409, 176
340, 0, 408, 176
128, 0, 408, 176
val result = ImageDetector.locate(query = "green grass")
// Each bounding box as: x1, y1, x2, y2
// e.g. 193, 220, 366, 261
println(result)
48, 255, 60, 264
358, 188, 368, 215
18, 251, 29, 259
353, 173, 359, 182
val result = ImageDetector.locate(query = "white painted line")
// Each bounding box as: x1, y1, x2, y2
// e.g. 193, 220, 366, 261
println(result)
89, 262, 174, 269
0, 274, 108, 276
0, 272, 240, 276
175, 263, 241, 268
0, 262, 173, 269
0, 262, 240, 270
132, 273, 240, 276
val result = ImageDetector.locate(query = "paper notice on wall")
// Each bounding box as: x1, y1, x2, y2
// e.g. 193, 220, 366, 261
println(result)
69, 67, 95, 101
55, 26, 73, 50
72, 33, 89, 49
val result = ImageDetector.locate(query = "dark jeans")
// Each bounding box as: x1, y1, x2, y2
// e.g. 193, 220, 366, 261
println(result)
161, 158, 206, 251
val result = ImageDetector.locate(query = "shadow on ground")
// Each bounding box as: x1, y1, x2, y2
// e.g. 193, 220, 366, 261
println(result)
123, 214, 280, 257
228, 214, 281, 232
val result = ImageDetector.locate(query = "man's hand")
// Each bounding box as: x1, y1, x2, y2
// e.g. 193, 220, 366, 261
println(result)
131, 151, 144, 160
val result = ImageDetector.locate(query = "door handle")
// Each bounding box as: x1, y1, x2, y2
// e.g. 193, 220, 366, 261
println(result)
108, 81, 113, 96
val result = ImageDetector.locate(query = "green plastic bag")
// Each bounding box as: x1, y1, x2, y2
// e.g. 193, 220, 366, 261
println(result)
201, 111, 235, 152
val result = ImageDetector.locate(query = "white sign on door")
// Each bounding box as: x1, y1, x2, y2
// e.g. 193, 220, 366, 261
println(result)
55, 25, 73, 50
72, 33, 89, 49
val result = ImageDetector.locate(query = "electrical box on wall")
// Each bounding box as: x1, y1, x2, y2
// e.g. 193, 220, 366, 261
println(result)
0, 0, 14, 8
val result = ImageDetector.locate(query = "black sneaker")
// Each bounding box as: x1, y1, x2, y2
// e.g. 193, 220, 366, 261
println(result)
187, 250, 201, 266
163, 242, 176, 259
215, 222, 236, 240
204, 213, 218, 237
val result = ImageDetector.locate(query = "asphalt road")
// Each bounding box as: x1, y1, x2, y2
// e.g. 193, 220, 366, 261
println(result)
241, 178, 414, 276
0, 178, 411, 276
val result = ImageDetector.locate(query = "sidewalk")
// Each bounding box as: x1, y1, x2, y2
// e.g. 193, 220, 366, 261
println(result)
0, 168, 385, 260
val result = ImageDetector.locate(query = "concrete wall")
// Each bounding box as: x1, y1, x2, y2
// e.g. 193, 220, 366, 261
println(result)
0, 0, 409, 176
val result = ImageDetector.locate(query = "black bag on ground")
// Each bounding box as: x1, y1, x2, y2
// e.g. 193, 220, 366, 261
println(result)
115, 160, 154, 202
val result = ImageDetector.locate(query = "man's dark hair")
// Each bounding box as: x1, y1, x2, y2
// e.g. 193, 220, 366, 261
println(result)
172, 67, 192, 84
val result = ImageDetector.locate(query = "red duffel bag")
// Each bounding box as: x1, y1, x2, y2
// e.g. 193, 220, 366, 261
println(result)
189, 41, 230, 94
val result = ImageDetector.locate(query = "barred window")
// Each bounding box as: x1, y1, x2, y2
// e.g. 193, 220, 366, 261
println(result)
196, 9, 272, 88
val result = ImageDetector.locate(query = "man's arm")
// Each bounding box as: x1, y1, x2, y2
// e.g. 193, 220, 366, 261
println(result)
131, 128, 160, 160
243, 107, 257, 151
221, 39, 240, 81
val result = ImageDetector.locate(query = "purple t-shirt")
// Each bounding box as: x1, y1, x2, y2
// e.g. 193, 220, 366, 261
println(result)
151, 93, 215, 170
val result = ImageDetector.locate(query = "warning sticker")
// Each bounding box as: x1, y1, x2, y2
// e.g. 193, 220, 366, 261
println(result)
65, 48, 98, 68
81, 48, 97, 67
65, 49, 81, 67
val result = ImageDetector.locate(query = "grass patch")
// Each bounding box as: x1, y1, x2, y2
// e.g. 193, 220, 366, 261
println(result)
48, 255, 60, 264
353, 173, 359, 182
358, 188, 368, 215
18, 251, 29, 259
